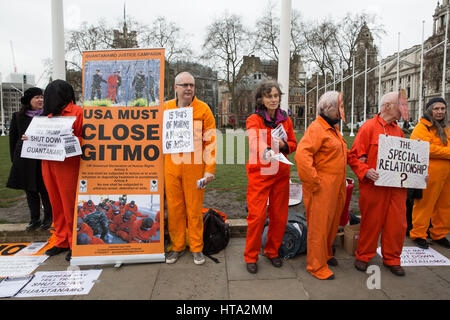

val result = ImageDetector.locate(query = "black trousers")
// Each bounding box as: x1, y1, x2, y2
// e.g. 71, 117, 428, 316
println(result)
26, 186, 52, 224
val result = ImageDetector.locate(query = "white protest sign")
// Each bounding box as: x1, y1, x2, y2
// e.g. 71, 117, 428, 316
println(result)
15, 270, 102, 298
377, 246, 450, 266
21, 116, 76, 161
271, 124, 287, 141
0, 256, 48, 278
375, 135, 429, 189
163, 108, 194, 154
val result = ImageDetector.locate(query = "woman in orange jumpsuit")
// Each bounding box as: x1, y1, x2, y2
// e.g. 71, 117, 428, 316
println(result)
296, 91, 347, 280
244, 80, 297, 274
41, 80, 83, 262
410, 98, 450, 249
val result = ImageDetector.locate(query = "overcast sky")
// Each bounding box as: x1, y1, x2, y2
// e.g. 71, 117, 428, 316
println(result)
0, 0, 439, 87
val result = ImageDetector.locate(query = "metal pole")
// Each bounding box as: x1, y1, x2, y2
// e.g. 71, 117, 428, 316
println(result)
51, 0, 66, 80
324, 71, 327, 91
304, 75, 308, 133
350, 56, 355, 137
442, 11, 449, 98
340, 68, 344, 135
0, 73, 4, 136
333, 70, 336, 91
419, 20, 425, 118
277, 0, 292, 111
396, 32, 400, 91
364, 49, 368, 122
378, 59, 382, 113
316, 73, 319, 117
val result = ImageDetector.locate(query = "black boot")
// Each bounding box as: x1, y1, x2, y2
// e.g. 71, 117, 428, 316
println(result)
26, 220, 41, 231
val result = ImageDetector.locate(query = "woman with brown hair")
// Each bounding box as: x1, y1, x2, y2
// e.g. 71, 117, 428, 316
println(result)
244, 80, 297, 274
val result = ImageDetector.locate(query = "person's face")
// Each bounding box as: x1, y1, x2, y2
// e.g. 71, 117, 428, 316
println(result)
175, 74, 195, 103
397, 90, 409, 121
262, 87, 280, 112
30, 95, 44, 111
431, 102, 446, 121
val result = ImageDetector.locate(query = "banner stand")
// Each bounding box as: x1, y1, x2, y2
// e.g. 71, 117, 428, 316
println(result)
71, 254, 165, 266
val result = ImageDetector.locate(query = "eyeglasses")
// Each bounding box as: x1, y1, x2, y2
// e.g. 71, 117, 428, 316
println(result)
176, 83, 195, 88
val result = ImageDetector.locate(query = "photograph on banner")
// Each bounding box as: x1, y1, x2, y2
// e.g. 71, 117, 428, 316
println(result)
375, 135, 430, 189
72, 105, 164, 263
76, 194, 160, 245
82, 49, 163, 107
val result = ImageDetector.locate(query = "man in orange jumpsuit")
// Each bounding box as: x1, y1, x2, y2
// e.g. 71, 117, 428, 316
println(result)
124, 200, 138, 213
127, 217, 156, 243
76, 217, 93, 238
410, 98, 450, 249
164, 72, 216, 265
107, 71, 119, 103
296, 91, 347, 280
41, 80, 83, 262
110, 211, 136, 241
348, 91, 410, 276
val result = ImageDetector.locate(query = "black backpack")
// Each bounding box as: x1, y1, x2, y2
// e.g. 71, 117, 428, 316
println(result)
202, 208, 230, 262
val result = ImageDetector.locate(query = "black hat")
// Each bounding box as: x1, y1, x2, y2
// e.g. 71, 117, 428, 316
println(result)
142, 217, 153, 229
20, 87, 43, 105
426, 97, 447, 111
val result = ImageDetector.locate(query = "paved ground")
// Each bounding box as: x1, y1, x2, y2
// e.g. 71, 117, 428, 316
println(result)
5, 235, 449, 301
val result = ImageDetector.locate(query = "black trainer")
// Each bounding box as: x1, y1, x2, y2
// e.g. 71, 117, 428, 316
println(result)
414, 238, 429, 249
65, 250, 72, 262
26, 220, 41, 231
433, 237, 450, 248
40, 220, 52, 230
44, 246, 69, 256
327, 257, 338, 266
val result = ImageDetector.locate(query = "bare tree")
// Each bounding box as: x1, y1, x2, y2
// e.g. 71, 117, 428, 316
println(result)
202, 13, 255, 115
140, 16, 192, 64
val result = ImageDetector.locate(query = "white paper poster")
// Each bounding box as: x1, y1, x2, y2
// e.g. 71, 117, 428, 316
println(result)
377, 246, 450, 266
15, 270, 102, 298
375, 135, 429, 189
0, 256, 48, 278
163, 108, 194, 154
21, 116, 76, 161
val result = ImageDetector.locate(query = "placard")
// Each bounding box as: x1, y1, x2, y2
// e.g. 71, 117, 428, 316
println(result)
15, 270, 102, 298
375, 135, 429, 189
163, 108, 194, 154
0, 256, 48, 278
73, 48, 165, 266
377, 246, 450, 266
21, 116, 76, 161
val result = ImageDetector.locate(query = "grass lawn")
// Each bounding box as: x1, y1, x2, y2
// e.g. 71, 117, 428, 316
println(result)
0, 136, 25, 208
207, 131, 359, 204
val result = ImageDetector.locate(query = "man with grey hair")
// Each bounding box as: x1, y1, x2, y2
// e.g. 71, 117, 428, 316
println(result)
164, 71, 216, 265
295, 91, 347, 280
348, 91, 409, 276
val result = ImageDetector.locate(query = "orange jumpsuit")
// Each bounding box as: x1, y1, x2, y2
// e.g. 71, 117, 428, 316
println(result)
127, 219, 157, 243
107, 74, 118, 102
410, 118, 450, 240
348, 115, 407, 266
295, 115, 347, 279
42, 102, 83, 249
164, 97, 216, 253
110, 213, 136, 240
78, 222, 94, 238
124, 203, 138, 213
244, 111, 297, 263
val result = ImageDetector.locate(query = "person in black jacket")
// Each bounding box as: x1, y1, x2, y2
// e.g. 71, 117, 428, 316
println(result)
7, 87, 52, 231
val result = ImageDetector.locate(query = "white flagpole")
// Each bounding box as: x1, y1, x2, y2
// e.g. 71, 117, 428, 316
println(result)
304, 75, 308, 133
396, 32, 400, 91
0, 73, 4, 136
419, 20, 425, 118
350, 56, 355, 137
51, 0, 66, 80
333, 69, 336, 91
442, 11, 449, 99
316, 73, 319, 117
364, 49, 368, 122
340, 68, 344, 135
378, 58, 382, 113
324, 71, 327, 91
277, 0, 292, 111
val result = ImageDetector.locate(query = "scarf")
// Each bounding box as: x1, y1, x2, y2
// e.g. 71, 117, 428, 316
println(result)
255, 108, 288, 128
26, 108, 44, 117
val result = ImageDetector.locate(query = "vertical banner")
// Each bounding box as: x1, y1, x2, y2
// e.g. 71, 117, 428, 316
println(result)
72, 49, 165, 266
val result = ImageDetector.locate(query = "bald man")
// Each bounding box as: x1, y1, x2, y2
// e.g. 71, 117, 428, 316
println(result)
164, 72, 216, 265
348, 91, 409, 277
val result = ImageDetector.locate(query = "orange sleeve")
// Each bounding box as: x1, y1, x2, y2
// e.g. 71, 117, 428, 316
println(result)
411, 123, 450, 160
295, 123, 323, 191
284, 117, 297, 155
247, 115, 269, 162
203, 104, 217, 175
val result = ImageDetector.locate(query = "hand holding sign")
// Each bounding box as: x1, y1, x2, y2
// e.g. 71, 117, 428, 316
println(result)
365, 168, 379, 182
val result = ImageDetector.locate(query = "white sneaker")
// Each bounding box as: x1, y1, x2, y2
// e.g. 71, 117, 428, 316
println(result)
193, 252, 205, 265
165, 250, 185, 264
